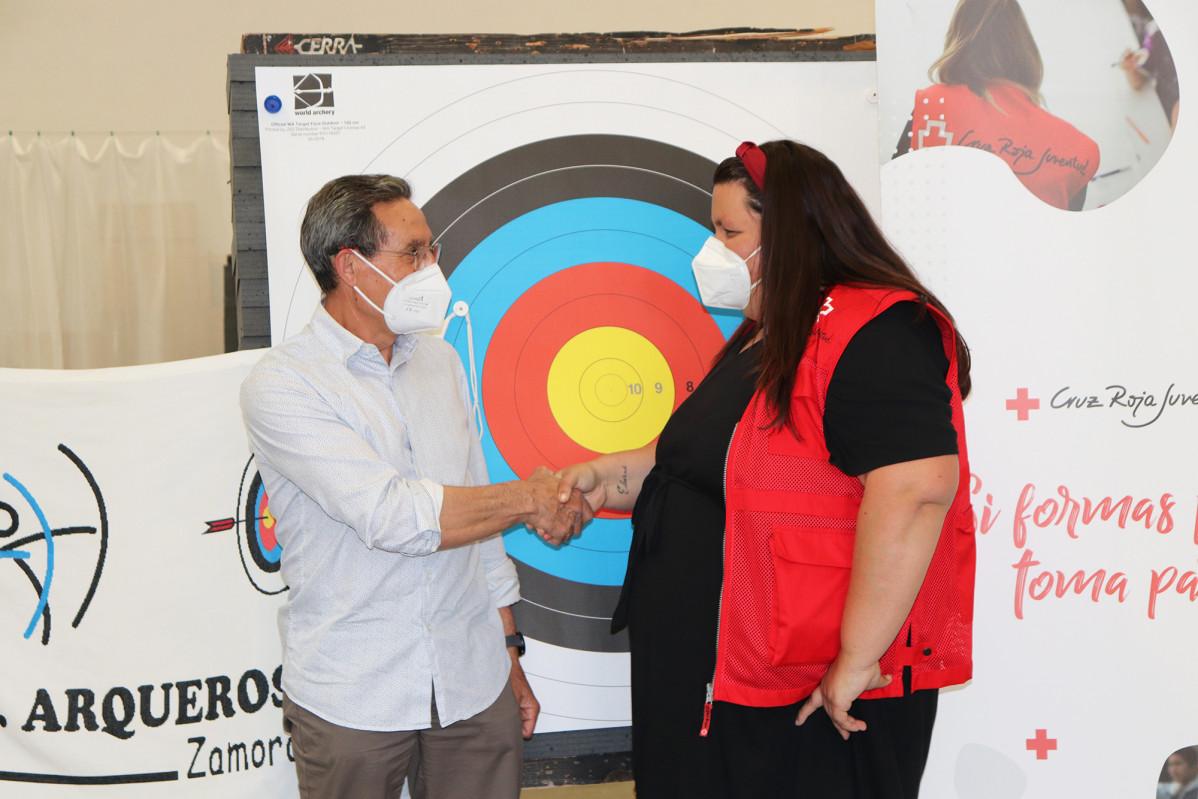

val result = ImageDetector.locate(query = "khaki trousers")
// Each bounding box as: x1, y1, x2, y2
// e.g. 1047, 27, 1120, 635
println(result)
283, 686, 523, 799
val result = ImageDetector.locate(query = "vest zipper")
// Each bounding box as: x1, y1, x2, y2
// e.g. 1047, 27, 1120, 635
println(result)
702, 422, 738, 738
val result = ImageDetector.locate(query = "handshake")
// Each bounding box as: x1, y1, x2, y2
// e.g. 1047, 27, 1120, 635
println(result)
521, 465, 596, 547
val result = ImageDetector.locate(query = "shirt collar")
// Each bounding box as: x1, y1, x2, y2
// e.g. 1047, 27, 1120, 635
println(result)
310, 303, 418, 370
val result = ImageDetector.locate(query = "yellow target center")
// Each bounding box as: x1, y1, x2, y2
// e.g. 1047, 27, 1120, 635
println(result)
547, 327, 676, 453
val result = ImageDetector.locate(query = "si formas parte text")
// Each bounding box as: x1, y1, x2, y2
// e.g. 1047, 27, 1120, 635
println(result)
970, 476, 1197, 619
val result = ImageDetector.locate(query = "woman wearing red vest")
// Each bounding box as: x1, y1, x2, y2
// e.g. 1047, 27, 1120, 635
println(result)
557, 140, 975, 798
894, 0, 1099, 211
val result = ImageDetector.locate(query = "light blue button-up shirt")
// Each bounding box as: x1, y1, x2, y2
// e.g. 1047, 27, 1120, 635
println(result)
240, 305, 519, 731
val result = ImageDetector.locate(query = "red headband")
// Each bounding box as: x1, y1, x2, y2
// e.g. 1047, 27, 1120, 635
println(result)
736, 141, 766, 190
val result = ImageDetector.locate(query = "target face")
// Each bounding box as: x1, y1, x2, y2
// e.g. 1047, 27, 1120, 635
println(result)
424, 135, 741, 652
237, 458, 286, 595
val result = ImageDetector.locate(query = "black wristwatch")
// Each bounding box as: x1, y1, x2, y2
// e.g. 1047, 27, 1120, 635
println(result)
505, 632, 526, 656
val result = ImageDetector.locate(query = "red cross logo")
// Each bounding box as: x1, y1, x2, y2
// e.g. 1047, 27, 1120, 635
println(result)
917, 119, 954, 148
1026, 728, 1057, 760
1006, 388, 1040, 421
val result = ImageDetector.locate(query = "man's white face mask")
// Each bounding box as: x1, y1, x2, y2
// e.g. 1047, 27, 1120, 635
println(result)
690, 237, 761, 311
351, 249, 453, 335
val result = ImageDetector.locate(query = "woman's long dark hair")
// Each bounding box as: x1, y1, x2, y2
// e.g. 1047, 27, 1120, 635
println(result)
714, 140, 971, 431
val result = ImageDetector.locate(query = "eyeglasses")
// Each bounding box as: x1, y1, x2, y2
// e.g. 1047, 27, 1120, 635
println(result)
363, 242, 442, 268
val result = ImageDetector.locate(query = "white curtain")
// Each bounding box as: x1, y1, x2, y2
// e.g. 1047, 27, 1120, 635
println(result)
0, 133, 231, 369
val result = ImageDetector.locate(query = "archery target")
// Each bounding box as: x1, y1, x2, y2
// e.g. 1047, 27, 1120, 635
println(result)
237, 457, 286, 595
419, 135, 740, 654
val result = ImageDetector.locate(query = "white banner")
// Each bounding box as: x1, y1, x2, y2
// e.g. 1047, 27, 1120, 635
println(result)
878, 0, 1197, 795
0, 351, 296, 798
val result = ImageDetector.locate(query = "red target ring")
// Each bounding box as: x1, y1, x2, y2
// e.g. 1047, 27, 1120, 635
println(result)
483, 262, 725, 518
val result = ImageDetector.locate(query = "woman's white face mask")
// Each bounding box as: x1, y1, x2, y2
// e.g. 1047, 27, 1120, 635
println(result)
351, 249, 452, 335
690, 237, 761, 311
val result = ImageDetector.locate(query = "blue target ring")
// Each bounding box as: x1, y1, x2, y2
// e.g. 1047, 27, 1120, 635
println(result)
443, 197, 740, 587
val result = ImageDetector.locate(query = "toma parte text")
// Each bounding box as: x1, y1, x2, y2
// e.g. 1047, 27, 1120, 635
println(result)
972, 477, 1198, 619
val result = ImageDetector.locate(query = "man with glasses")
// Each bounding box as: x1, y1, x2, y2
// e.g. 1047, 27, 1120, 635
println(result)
240, 174, 586, 799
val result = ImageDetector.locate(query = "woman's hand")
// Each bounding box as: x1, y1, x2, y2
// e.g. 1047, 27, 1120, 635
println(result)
552, 444, 657, 515
795, 454, 957, 738
556, 461, 608, 513
1120, 48, 1148, 89
794, 656, 892, 740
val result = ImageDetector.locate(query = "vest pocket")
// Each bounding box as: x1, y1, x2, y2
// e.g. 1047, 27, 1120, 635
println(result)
767, 526, 855, 667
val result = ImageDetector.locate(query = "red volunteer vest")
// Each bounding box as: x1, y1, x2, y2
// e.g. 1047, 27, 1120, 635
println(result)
910, 83, 1099, 210
712, 285, 975, 708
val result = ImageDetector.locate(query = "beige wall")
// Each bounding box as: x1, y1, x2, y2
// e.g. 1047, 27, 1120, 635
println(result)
3, 0, 874, 134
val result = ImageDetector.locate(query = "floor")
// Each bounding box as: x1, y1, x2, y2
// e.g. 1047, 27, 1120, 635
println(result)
522, 782, 634, 798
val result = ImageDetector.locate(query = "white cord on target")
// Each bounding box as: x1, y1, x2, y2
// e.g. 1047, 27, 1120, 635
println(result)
440, 301, 484, 440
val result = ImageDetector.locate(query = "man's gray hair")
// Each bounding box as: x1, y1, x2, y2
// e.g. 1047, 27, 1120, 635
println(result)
300, 174, 412, 293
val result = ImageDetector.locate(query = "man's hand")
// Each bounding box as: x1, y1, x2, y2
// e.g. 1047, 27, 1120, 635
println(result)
498, 606, 539, 739
794, 656, 892, 740
524, 466, 591, 546
509, 658, 540, 739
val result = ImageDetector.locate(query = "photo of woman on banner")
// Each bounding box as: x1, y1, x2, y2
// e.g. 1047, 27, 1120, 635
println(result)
894, 0, 1100, 211
1159, 746, 1198, 799
555, 140, 976, 798
884, 0, 1184, 210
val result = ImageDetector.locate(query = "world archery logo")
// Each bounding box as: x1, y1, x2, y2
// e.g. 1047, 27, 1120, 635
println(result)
203, 456, 286, 595
293, 73, 334, 111
0, 445, 107, 646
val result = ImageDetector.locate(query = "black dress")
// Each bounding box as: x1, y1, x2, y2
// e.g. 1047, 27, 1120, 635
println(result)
621, 304, 959, 799
624, 332, 760, 798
